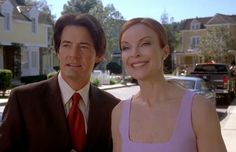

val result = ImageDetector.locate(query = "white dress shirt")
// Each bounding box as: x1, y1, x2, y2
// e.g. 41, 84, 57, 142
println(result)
58, 72, 90, 133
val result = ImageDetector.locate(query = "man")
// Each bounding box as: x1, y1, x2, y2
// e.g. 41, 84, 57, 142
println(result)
0, 13, 120, 152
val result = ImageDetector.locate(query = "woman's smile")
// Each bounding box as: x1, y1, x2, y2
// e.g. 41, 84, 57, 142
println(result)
131, 61, 148, 68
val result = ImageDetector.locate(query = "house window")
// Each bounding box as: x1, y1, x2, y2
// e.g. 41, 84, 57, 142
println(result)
3, 12, 11, 31
191, 36, 200, 49
191, 22, 200, 30
31, 17, 37, 34
31, 51, 37, 68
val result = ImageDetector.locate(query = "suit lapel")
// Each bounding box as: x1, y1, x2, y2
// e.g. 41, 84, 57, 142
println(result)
46, 76, 71, 145
86, 85, 109, 143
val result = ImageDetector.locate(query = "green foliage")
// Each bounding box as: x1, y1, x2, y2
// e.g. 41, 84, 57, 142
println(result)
110, 78, 120, 85
0, 69, 12, 92
20, 75, 47, 84
199, 26, 236, 62
90, 77, 100, 86
62, 0, 99, 14
160, 11, 182, 73
89, 3, 124, 62
47, 71, 58, 79
106, 62, 121, 74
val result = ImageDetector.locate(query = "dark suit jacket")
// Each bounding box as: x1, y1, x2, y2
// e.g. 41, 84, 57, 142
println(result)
0, 76, 120, 152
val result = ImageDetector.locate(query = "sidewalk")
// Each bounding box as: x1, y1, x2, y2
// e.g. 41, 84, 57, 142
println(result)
221, 99, 236, 152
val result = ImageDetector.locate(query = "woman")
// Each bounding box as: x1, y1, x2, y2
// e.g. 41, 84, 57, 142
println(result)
111, 18, 227, 152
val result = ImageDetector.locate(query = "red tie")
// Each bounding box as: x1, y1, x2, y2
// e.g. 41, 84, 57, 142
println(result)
68, 93, 86, 151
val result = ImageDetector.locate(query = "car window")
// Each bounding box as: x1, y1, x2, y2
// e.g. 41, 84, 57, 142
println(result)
194, 64, 228, 72
174, 79, 195, 90
200, 80, 209, 91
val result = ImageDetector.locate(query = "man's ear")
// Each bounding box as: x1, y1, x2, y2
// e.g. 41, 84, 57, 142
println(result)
57, 53, 60, 61
95, 55, 104, 63
162, 45, 169, 61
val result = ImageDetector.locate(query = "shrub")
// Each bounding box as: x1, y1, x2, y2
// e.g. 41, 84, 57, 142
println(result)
110, 78, 121, 85
20, 75, 47, 84
0, 69, 12, 96
53, 66, 60, 71
90, 77, 100, 87
47, 71, 58, 79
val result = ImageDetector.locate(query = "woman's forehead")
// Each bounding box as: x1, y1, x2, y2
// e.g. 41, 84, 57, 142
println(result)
121, 24, 158, 41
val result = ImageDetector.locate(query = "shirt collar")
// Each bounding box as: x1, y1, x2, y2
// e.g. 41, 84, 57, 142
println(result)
58, 72, 90, 107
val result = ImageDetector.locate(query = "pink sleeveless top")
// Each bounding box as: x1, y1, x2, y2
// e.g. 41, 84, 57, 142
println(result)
119, 91, 197, 152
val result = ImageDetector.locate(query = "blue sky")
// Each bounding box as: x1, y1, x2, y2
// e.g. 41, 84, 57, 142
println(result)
47, 0, 236, 22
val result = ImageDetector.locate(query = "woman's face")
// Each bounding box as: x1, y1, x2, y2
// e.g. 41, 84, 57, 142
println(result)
120, 24, 168, 81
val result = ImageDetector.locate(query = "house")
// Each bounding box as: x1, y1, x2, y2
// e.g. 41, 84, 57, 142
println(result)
174, 13, 236, 74
0, 0, 53, 79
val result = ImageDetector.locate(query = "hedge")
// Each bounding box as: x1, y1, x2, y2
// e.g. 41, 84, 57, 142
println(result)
0, 69, 12, 95
47, 71, 58, 79
20, 75, 47, 84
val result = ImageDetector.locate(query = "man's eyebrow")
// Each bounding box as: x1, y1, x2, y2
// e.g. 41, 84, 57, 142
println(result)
80, 42, 93, 46
61, 40, 71, 44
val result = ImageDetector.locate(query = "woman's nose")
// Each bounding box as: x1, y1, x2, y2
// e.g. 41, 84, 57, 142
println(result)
130, 47, 140, 57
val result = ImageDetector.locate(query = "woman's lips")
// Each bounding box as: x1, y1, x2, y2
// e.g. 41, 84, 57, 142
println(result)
131, 61, 148, 68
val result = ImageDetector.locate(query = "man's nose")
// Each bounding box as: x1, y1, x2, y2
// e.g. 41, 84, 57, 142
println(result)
70, 45, 81, 57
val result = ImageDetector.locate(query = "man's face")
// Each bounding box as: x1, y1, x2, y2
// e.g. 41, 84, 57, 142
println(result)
58, 25, 102, 89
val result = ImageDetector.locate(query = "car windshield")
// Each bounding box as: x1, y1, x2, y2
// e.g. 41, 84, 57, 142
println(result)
174, 79, 195, 90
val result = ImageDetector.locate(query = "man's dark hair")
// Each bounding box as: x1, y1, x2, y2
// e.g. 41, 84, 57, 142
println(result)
53, 13, 106, 57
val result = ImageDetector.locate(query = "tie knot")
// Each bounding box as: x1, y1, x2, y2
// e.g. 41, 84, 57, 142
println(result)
72, 93, 81, 106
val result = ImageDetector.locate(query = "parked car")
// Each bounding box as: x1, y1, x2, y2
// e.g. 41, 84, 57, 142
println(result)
165, 76, 216, 105
190, 63, 235, 105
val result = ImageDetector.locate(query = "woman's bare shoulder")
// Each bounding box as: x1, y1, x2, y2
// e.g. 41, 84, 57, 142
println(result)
192, 95, 216, 116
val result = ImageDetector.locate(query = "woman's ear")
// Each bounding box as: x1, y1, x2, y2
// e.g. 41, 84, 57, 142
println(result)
162, 45, 169, 61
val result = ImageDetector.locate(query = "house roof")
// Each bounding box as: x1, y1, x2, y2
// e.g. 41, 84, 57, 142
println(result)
207, 13, 236, 25
0, 0, 5, 5
0, 0, 51, 24
182, 13, 236, 30
182, 17, 212, 30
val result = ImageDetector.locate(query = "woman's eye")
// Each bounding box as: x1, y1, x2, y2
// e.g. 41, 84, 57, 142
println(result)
121, 46, 129, 51
141, 42, 151, 46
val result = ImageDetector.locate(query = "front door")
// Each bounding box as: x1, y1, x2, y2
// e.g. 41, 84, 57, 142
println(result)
3, 46, 21, 78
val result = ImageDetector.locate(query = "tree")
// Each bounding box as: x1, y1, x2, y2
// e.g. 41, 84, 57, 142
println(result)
89, 3, 124, 60
160, 10, 169, 25
62, 0, 99, 14
199, 26, 236, 62
160, 11, 181, 73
